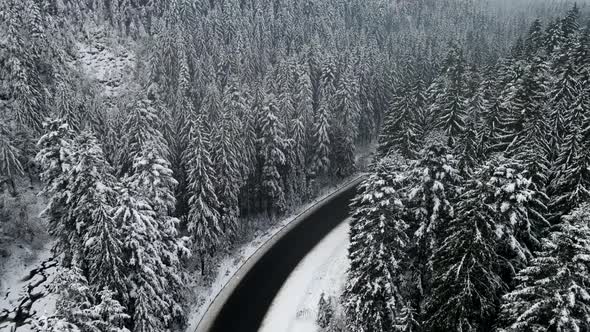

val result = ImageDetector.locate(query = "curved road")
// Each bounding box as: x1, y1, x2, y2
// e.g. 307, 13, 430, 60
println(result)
259, 220, 350, 332
197, 179, 361, 332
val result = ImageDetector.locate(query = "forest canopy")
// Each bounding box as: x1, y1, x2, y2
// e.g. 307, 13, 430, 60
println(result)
0, 0, 588, 331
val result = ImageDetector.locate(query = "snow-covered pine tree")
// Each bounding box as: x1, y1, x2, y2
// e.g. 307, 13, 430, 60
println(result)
548, 56, 580, 156
0, 126, 24, 194
344, 155, 410, 332
118, 98, 169, 176
112, 183, 182, 332
471, 67, 501, 156
309, 99, 331, 181
286, 111, 307, 204
548, 91, 590, 222
377, 79, 421, 159
487, 158, 549, 278
67, 131, 126, 297
317, 293, 333, 329
184, 115, 222, 274
525, 19, 544, 57
434, 46, 468, 146
393, 304, 421, 332
202, 83, 224, 132
425, 165, 506, 332
128, 142, 178, 216
50, 267, 130, 332
455, 119, 480, 176
329, 65, 358, 178
561, 4, 580, 39
127, 141, 188, 324
211, 108, 242, 241
223, 78, 253, 187
406, 140, 462, 269
256, 92, 287, 215
497, 56, 549, 154
497, 204, 590, 332
0, 0, 56, 133
36, 119, 77, 264
399, 138, 464, 312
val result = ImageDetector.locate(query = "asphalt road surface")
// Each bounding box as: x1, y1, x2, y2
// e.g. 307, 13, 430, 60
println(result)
205, 183, 359, 332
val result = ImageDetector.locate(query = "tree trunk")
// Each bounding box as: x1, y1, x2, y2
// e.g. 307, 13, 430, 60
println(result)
201, 255, 206, 276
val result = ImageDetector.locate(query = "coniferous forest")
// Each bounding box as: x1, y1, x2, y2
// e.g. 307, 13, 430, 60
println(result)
0, 0, 589, 331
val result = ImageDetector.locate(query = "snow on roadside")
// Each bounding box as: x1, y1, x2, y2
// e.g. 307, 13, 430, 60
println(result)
258, 221, 350, 332
184, 178, 357, 332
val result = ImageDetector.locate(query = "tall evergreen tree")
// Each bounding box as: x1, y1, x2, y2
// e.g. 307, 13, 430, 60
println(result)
184, 116, 222, 275
211, 109, 242, 240
309, 100, 331, 180
426, 165, 507, 332
65, 131, 127, 298
344, 155, 410, 332
497, 205, 590, 332
36, 119, 77, 264
256, 93, 287, 215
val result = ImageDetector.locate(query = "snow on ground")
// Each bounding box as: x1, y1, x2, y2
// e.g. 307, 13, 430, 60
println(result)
0, 241, 57, 331
184, 179, 357, 332
259, 221, 350, 332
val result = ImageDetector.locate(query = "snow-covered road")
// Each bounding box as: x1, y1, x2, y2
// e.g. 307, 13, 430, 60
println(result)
259, 220, 350, 332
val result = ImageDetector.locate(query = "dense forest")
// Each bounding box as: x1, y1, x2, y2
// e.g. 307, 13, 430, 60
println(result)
0, 0, 588, 331
344, 5, 590, 332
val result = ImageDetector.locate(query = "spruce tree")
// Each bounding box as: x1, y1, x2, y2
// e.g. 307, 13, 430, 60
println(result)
487, 158, 549, 277
497, 205, 590, 332
67, 131, 126, 297
113, 185, 181, 332
257, 93, 287, 215
185, 115, 222, 275
211, 109, 242, 240
426, 165, 506, 332
36, 119, 77, 264
0, 127, 24, 194
548, 92, 590, 221
118, 98, 169, 176
434, 47, 468, 146
344, 155, 410, 332
309, 101, 331, 180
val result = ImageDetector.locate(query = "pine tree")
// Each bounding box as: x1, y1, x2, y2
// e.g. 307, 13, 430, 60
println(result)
377, 80, 421, 159
407, 141, 462, 260
344, 155, 410, 332
393, 305, 421, 332
51, 267, 130, 332
525, 19, 544, 56
211, 109, 242, 240
309, 101, 331, 180
425, 165, 506, 332
548, 58, 580, 154
548, 92, 590, 221
36, 119, 76, 264
497, 56, 548, 154
68, 132, 126, 297
184, 116, 222, 275
128, 142, 178, 216
487, 158, 549, 277
118, 98, 169, 176
286, 111, 307, 203
434, 47, 468, 146
0, 126, 24, 194
497, 205, 590, 332
112, 184, 182, 332
317, 293, 333, 329
257, 93, 287, 215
